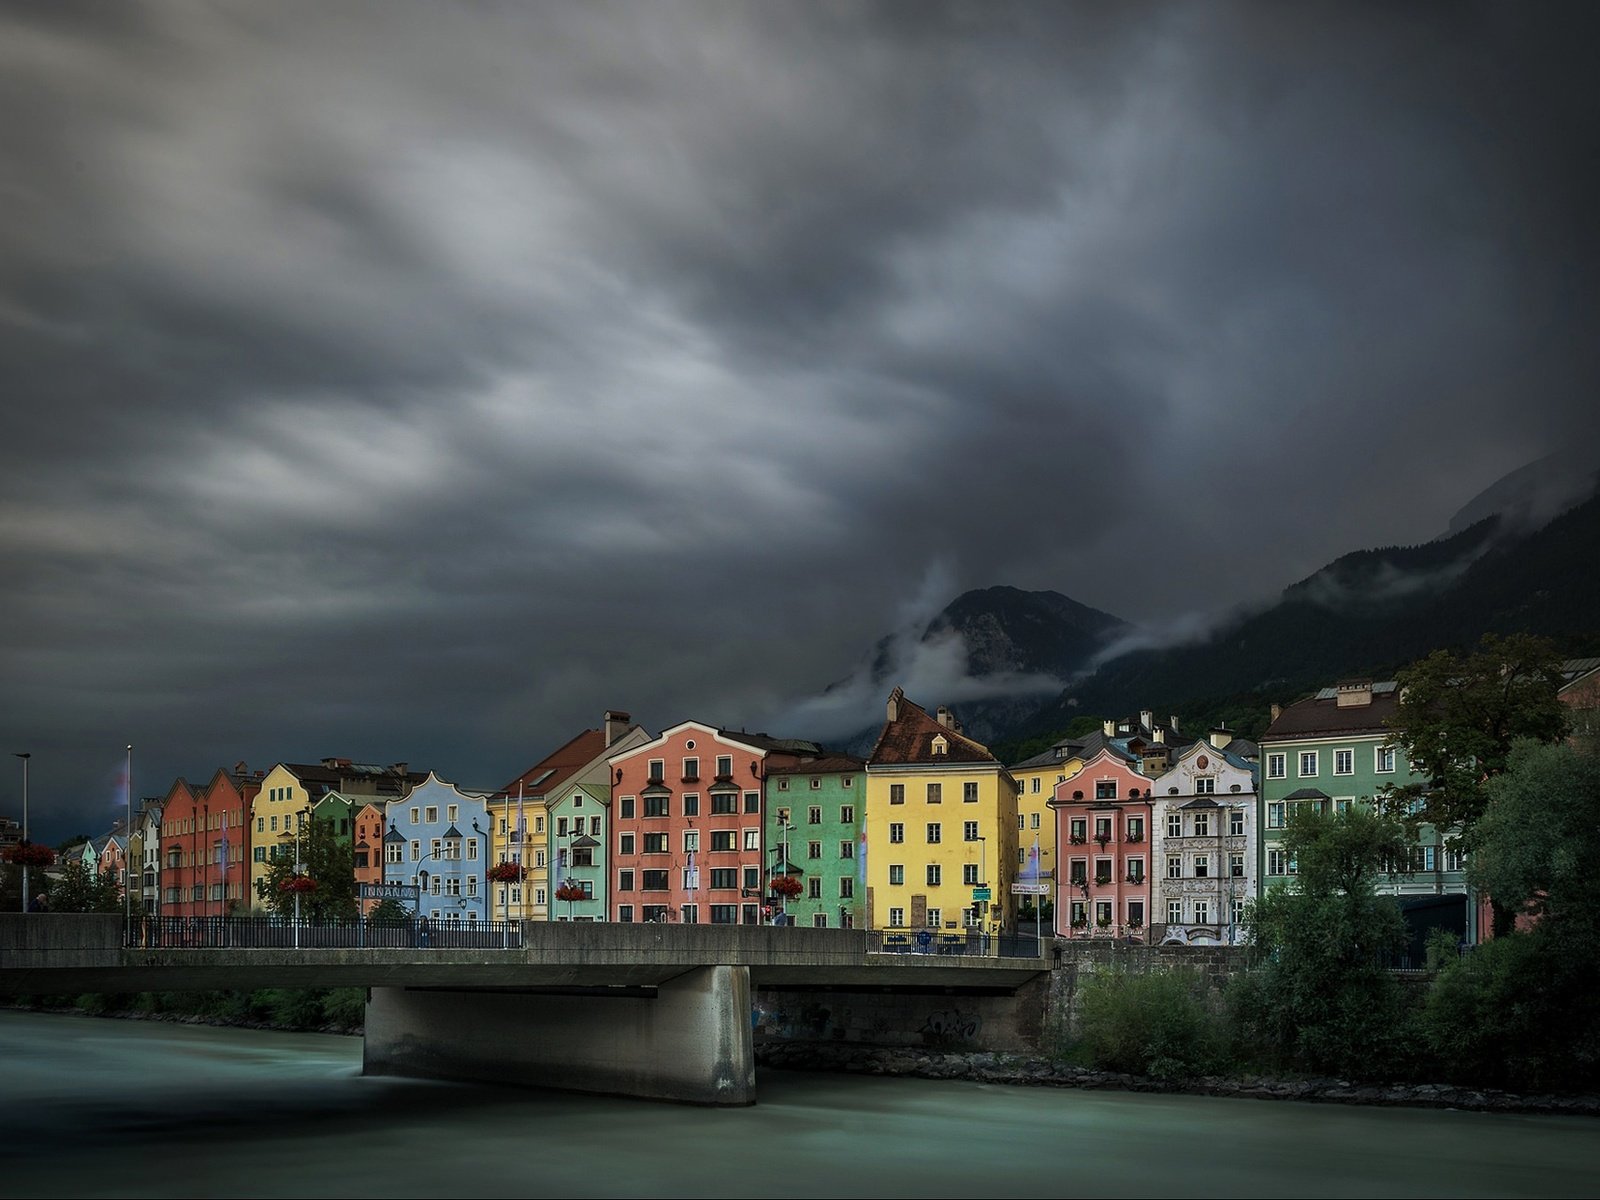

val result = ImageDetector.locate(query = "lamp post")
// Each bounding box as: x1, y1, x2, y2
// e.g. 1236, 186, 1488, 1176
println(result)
14, 753, 29, 913
771, 821, 794, 924
278, 808, 309, 950
973, 834, 989, 955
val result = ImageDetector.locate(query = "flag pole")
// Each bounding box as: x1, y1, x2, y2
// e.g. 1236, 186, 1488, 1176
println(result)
125, 744, 133, 943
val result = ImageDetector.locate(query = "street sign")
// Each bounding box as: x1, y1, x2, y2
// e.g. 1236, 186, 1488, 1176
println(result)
971, 887, 992, 902
358, 882, 419, 901
1010, 882, 1051, 895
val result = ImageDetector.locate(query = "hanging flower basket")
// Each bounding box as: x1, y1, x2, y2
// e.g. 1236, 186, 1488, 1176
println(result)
769, 874, 803, 899
278, 875, 317, 894
488, 861, 525, 883
554, 881, 586, 903
5, 841, 55, 868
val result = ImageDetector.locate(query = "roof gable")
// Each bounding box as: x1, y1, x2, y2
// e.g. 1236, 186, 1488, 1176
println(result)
868, 689, 999, 767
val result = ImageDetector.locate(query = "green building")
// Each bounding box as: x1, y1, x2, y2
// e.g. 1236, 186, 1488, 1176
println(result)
1259, 679, 1476, 950
766, 754, 866, 928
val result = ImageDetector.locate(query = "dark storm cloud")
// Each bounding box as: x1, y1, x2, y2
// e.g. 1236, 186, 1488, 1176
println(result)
2, 1, 1597, 836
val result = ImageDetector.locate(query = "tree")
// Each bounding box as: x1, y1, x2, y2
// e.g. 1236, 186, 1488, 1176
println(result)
1418, 741, 1600, 1091
1236, 806, 1410, 1077
48, 861, 123, 913
367, 898, 409, 926
254, 817, 356, 921
1385, 633, 1568, 837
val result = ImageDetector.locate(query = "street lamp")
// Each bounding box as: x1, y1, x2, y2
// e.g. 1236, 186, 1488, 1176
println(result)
972, 834, 990, 955
770, 821, 795, 924
277, 808, 310, 949
14, 753, 30, 913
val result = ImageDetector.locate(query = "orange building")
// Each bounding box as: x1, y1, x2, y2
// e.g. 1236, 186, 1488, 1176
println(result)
158, 765, 260, 918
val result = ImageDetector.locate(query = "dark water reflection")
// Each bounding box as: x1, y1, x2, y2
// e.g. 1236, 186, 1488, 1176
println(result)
2, 1011, 1594, 1198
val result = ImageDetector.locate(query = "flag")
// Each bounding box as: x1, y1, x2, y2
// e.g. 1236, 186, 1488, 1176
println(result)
857, 830, 868, 884
516, 785, 527, 864
686, 851, 698, 891
220, 810, 230, 871
1027, 837, 1041, 881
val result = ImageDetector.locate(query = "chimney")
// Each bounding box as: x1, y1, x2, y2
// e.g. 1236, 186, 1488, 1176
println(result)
1153, 727, 1165, 745
1103, 719, 1115, 737
1140, 709, 1153, 731
935, 705, 955, 730
1270, 703, 1282, 722
1170, 715, 1180, 733
1208, 727, 1232, 749
1336, 679, 1374, 708
887, 688, 902, 723
604, 710, 632, 748
390, 762, 408, 776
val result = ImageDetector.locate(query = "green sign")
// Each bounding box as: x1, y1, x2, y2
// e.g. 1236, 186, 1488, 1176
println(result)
972, 887, 991, 902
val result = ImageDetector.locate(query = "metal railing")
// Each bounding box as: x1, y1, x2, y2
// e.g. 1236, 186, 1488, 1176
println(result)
867, 930, 1044, 958
130, 916, 522, 950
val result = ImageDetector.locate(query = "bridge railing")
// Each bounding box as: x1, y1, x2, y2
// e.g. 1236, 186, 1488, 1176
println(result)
131, 916, 523, 950
868, 930, 1044, 959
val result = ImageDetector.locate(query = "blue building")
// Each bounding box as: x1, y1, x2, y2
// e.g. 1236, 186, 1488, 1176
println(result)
382, 774, 493, 924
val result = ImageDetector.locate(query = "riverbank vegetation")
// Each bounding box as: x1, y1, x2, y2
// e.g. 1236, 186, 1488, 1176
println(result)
2, 987, 366, 1034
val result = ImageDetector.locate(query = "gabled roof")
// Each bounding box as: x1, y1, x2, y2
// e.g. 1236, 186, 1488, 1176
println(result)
868, 689, 999, 767
765, 753, 867, 776
500, 727, 610, 800
1263, 684, 1402, 741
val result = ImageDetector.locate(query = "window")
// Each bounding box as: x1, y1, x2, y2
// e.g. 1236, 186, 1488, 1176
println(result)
808, 841, 822, 860
641, 870, 670, 891
1095, 817, 1112, 842
809, 778, 821, 790
617, 869, 634, 892
1375, 746, 1397, 773
709, 830, 735, 852
271, 815, 280, 832
1069, 819, 1086, 843
710, 867, 737, 889
716, 755, 732, 778
1193, 854, 1210, 878
1030, 812, 1041, 830
647, 759, 664, 783
744, 829, 760, 851
1031, 777, 1040, 794
710, 905, 738, 924
743, 867, 760, 890
926, 823, 942, 844
1230, 852, 1245, 877
778, 779, 790, 791
1267, 802, 1285, 829
1167, 812, 1182, 837
558, 818, 569, 838
711, 794, 736, 815
1126, 816, 1144, 841
926, 783, 942, 804
1229, 809, 1245, 836
1193, 813, 1210, 837
839, 840, 854, 859
889, 864, 905, 885
744, 792, 761, 813
926, 908, 942, 929
644, 832, 668, 853
1298, 751, 1318, 777
1445, 847, 1466, 872
620, 797, 634, 819
963, 863, 979, 885
1167, 855, 1182, 879
1017, 814, 1025, 830
1195, 777, 1216, 795
840, 805, 855, 824
1267, 753, 1286, 779
1095, 780, 1116, 800
1168, 898, 1183, 924
425, 807, 438, 823
842, 777, 853, 788
410, 841, 420, 862
1126, 858, 1144, 883
1267, 848, 1292, 876
1232, 897, 1246, 927
889, 823, 905, 844
889, 907, 906, 928
447, 804, 459, 823
963, 782, 978, 803
808, 878, 822, 899
1069, 858, 1086, 885
535, 850, 546, 867
1128, 900, 1144, 928
682, 757, 699, 781
813, 913, 829, 928
683, 830, 699, 853
809, 806, 822, 825
644, 795, 669, 818
256, 817, 264, 833
683, 794, 700, 817
619, 833, 635, 856
679, 904, 697, 924
1334, 749, 1354, 775
963, 821, 980, 842
889, 784, 905, 805
1094, 858, 1112, 885
926, 864, 941, 886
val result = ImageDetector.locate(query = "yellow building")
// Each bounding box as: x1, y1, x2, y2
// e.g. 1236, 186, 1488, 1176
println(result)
864, 688, 1019, 937
248, 758, 424, 909
1008, 739, 1085, 918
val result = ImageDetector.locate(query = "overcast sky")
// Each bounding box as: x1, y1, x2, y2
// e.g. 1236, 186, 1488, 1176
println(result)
4, 2, 1597, 840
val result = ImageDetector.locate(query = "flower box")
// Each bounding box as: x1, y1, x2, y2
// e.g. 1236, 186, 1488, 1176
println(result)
278, 875, 317, 894
769, 875, 803, 899
553, 881, 586, 903
5, 842, 55, 868
488, 861, 526, 883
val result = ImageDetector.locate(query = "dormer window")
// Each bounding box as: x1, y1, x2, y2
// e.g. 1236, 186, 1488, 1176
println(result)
932, 735, 948, 756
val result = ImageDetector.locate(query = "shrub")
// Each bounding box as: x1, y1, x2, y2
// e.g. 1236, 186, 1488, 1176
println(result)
1075, 968, 1225, 1080
321, 988, 366, 1031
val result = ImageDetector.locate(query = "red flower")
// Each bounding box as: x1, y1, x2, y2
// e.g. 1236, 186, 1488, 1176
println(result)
769, 874, 803, 899
488, 861, 525, 883
5, 842, 55, 868
278, 875, 317, 894
554, 881, 586, 903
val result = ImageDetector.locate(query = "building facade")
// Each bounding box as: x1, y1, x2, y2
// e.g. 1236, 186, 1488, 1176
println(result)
1050, 748, 1153, 939
766, 754, 866, 928
1150, 736, 1258, 944
1259, 679, 1473, 943
864, 690, 1019, 938
382, 774, 492, 924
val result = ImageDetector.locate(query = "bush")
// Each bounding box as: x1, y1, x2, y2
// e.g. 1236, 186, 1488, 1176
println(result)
1075, 969, 1226, 1080
321, 988, 366, 1031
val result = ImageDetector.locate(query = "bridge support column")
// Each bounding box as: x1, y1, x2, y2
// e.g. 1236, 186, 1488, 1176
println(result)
363, 965, 755, 1106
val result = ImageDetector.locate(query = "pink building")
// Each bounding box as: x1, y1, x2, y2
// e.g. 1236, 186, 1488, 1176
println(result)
1049, 748, 1154, 939
608, 721, 813, 925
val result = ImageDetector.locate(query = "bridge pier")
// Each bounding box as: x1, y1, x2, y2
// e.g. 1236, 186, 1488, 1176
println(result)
362, 965, 756, 1106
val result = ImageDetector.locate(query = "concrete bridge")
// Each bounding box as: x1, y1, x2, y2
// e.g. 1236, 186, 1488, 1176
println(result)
0, 915, 1048, 1106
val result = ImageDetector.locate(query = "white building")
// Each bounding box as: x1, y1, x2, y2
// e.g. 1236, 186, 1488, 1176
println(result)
1150, 733, 1258, 945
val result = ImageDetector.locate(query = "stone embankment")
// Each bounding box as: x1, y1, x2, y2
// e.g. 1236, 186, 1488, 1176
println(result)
755, 1042, 1600, 1117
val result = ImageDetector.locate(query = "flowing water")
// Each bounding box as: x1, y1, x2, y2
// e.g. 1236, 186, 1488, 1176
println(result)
1, 1011, 1594, 1198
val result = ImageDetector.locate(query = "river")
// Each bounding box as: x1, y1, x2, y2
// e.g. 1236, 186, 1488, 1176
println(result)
1, 1011, 1593, 1198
